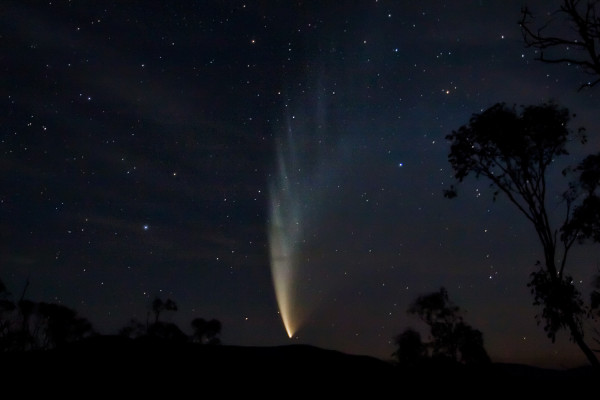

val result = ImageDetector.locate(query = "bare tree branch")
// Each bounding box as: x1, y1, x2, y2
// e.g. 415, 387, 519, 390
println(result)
520, 0, 600, 90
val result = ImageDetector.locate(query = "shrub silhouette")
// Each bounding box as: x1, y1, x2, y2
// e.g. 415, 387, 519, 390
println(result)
191, 318, 222, 345
146, 321, 188, 343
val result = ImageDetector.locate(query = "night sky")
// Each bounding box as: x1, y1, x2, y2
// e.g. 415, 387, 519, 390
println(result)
3, 1, 599, 369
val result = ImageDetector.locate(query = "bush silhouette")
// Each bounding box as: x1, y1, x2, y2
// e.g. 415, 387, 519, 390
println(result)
191, 318, 222, 345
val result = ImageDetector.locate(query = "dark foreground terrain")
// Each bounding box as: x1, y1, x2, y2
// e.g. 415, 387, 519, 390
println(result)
2, 335, 595, 396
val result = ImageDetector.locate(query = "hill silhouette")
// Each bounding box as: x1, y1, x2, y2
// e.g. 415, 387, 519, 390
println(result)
1, 335, 594, 396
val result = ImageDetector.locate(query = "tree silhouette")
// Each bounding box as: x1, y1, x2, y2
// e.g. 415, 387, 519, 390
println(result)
393, 287, 490, 366
520, 1, 600, 359
564, 152, 600, 352
392, 328, 427, 367
0, 278, 95, 351
453, 322, 490, 365
118, 318, 147, 339
190, 318, 222, 345
0, 280, 96, 352
0, 279, 16, 352
34, 302, 94, 349
146, 320, 188, 343
119, 297, 222, 345
444, 101, 599, 368
520, 0, 600, 90
0, 279, 8, 298
119, 297, 185, 343
564, 153, 600, 242
152, 297, 178, 324
16, 299, 35, 348
592, 274, 600, 351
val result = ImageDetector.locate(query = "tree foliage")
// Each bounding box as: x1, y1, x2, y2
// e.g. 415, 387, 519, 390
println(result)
444, 102, 579, 204
445, 101, 599, 368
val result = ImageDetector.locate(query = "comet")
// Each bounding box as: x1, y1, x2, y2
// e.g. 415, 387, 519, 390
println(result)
268, 82, 344, 339
268, 127, 306, 338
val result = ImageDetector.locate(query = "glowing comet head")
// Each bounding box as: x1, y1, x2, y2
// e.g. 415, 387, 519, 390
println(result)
268, 227, 295, 337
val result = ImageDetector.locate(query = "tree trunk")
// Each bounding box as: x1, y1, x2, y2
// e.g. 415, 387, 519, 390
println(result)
568, 316, 600, 369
